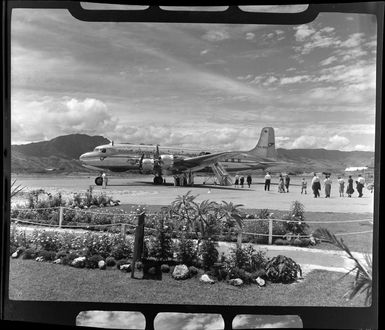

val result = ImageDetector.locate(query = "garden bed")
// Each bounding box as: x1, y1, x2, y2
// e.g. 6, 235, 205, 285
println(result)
9, 259, 365, 306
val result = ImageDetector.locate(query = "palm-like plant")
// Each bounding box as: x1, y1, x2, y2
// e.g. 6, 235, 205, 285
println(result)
11, 179, 24, 198
219, 201, 244, 247
314, 228, 372, 306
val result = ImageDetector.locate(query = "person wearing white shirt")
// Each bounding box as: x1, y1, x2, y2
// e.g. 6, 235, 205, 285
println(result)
324, 175, 332, 198
311, 173, 321, 198
264, 172, 271, 191
338, 177, 345, 197
356, 174, 366, 197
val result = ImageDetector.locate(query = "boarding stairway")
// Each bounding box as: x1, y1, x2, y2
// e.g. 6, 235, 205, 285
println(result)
210, 163, 233, 186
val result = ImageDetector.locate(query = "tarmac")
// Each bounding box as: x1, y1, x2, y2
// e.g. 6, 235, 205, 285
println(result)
11, 174, 374, 213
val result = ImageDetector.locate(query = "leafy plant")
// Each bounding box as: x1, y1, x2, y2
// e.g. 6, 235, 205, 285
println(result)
314, 228, 372, 306
85, 255, 104, 269
199, 238, 219, 270
37, 250, 57, 261
175, 236, 197, 265
225, 245, 267, 274
22, 248, 38, 260
105, 257, 116, 267
11, 179, 24, 198
283, 201, 309, 238
264, 255, 302, 283
148, 217, 174, 261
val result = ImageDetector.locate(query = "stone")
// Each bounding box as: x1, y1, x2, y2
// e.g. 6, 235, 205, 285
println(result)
35, 256, 44, 262
83, 206, 88, 209
120, 264, 131, 272
98, 260, 106, 270
89, 205, 97, 209
200, 274, 215, 284
228, 278, 243, 286
71, 256, 86, 267
172, 264, 189, 280
256, 277, 265, 286
53, 259, 62, 264
110, 201, 115, 206
11, 251, 20, 258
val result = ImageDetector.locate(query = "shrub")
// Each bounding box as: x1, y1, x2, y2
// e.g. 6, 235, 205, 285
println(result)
37, 250, 57, 261
161, 264, 170, 273
22, 248, 38, 260
110, 239, 132, 260
105, 257, 116, 267
225, 245, 267, 273
175, 236, 197, 266
256, 209, 271, 219
227, 267, 254, 284
85, 255, 104, 269
199, 239, 219, 270
283, 201, 309, 236
136, 261, 143, 270
55, 250, 69, 260
265, 255, 302, 283
189, 266, 199, 276
62, 252, 80, 265
148, 218, 173, 261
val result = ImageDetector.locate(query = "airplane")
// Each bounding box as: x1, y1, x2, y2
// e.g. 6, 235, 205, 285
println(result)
79, 127, 285, 186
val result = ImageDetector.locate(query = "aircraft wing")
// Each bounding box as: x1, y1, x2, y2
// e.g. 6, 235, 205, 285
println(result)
180, 151, 242, 168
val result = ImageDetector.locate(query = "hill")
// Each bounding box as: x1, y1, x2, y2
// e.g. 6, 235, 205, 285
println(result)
10, 134, 374, 174
11, 134, 110, 173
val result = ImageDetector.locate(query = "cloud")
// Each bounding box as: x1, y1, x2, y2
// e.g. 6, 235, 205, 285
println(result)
202, 29, 230, 42
262, 76, 278, 86
200, 49, 209, 55
154, 313, 224, 330
245, 32, 255, 40
320, 55, 338, 66
354, 144, 373, 151
340, 32, 365, 48
294, 24, 316, 42
11, 97, 117, 143
280, 75, 310, 84
327, 135, 350, 149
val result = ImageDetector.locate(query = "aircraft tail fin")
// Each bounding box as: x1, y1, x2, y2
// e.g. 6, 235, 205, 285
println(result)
249, 127, 277, 159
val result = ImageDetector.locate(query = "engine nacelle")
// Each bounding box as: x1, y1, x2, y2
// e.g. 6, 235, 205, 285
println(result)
141, 158, 154, 173
160, 155, 174, 170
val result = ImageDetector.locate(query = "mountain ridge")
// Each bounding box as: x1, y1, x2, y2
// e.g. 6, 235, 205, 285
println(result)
11, 134, 374, 174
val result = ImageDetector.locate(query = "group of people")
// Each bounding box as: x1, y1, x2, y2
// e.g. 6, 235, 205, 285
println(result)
234, 174, 252, 188
234, 171, 367, 199
310, 172, 366, 198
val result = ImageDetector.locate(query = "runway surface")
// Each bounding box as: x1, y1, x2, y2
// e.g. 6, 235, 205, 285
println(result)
11, 174, 374, 214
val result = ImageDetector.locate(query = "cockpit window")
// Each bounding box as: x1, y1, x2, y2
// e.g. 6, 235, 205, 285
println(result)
94, 147, 107, 153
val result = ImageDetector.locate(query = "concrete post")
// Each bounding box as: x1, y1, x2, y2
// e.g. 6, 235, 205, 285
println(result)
268, 218, 273, 245
59, 206, 63, 228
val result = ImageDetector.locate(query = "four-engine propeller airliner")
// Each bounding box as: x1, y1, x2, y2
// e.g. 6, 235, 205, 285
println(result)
79, 127, 283, 186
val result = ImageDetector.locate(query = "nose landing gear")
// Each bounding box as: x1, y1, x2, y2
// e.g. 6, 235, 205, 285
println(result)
153, 176, 163, 185
95, 177, 103, 185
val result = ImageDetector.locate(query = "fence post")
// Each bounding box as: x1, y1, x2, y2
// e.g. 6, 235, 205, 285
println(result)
59, 207, 63, 228
268, 218, 273, 245
120, 224, 127, 240
131, 212, 145, 279
237, 231, 242, 249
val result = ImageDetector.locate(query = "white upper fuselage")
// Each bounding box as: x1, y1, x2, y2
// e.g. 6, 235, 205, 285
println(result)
79, 143, 269, 174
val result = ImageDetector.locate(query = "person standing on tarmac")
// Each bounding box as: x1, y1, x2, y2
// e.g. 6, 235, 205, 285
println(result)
356, 174, 365, 197
240, 175, 245, 188
264, 172, 271, 191
102, 172, 108, 189
246, 174, 252, 188
324, 175, 332, 198
234, 174, 239, 188
338, 176, 345, 197
346, 175, 354, 197
285, 174, 291, 193
301, 177, 307, 194
311, 172, 321, 198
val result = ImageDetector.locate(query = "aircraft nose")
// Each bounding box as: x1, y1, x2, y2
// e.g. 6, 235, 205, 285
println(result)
79, 153, 89, 162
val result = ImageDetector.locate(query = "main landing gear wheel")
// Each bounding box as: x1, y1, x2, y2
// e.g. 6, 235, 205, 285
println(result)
95, 177, 103, 186
153, 176, 163, 185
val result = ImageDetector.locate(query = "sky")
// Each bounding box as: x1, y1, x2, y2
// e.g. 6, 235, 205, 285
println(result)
76, 311, 303, 329
11, 6, 377, 152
